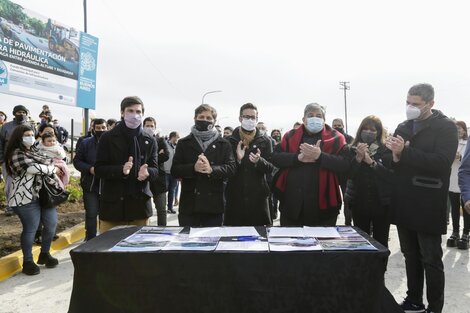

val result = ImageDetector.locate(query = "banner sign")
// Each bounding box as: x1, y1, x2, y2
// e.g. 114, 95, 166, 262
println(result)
0, 0, 98, 109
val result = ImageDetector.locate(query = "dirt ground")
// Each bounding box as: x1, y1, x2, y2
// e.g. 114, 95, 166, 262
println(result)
0, 200, 84, 258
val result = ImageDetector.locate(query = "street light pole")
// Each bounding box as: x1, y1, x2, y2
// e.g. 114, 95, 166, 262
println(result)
202, 90, 222, 104
339, 81, 350, 134
83, 0, 89, 134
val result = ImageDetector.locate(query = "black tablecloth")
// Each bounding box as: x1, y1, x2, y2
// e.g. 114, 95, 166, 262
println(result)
68, 226, 402, 313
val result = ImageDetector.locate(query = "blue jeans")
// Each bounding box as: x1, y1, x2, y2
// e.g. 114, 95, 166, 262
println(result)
397, 226, 444, 313
13, 200, 57, 262
83, 191, 100, 240
166, 174, 178, 210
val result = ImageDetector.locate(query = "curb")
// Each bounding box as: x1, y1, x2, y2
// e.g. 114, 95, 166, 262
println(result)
0, 222, 85, 281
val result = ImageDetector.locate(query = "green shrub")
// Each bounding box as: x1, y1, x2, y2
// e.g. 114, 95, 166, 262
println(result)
0, 180, 5, 208
66, 176, 83, 203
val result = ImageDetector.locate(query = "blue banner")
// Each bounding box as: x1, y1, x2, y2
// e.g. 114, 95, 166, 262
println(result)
77, 33, 98, 109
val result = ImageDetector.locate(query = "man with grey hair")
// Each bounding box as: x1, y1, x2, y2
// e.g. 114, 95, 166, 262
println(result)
271, 103, 349, 226
386, 83, 457, 313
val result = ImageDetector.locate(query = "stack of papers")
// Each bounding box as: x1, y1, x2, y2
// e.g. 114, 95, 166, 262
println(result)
109, 226, 377, 252
109, 226, 183, 252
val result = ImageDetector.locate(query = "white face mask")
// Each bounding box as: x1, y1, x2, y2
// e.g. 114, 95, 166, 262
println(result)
22, 136, 35, 147
258, 129, 266, 136
305, 117, 324, 133
406, 105, 422, 120
241, 118, 257, 131
124, 112, 142, 129
143, 127, 155, 136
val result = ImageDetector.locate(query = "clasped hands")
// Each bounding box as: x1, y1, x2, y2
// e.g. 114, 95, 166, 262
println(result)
123, 156, 149, 181
194, 153, 213, 174
297, 140, 322, 163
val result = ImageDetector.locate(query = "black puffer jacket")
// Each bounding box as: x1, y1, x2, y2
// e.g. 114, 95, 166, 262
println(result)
346, 143, 393, 216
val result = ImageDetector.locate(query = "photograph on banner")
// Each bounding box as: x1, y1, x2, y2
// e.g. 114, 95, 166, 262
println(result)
0, 0, 98, 109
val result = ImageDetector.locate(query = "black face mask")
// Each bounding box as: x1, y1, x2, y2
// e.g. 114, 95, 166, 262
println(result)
334, 127, 344, 134
361, 131, 377, 144
195, 120, 213, 131
15, 114, 26, 123
94, 131, 105, 140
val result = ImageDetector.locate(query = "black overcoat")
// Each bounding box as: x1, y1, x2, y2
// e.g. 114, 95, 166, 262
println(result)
171, 134, 236, 215
95, 123, 158, 221
390, 110, 458, 234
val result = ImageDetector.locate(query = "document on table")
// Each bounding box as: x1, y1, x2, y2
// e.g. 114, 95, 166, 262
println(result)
161, 236, 220, 251
216, 238, 269, 252
189, 227, 259, 238
319, 239, 377, 251
267, 227, 305, 238
303, 227, 341, 238
268, 237, 322, 251
109, 227, 182, 252
336, 226, 365, 241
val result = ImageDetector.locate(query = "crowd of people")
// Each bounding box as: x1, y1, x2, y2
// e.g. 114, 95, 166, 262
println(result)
1, 83, 470, 313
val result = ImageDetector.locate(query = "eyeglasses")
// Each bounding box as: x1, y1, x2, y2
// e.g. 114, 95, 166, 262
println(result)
241, 115, 257, 120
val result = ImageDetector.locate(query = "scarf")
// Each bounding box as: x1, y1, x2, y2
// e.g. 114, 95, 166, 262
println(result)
10, 146, 53, 175
239, 128, 256, 147
275, 125, 346, 210
368, 142, 379, 157
191, 126, 219, 152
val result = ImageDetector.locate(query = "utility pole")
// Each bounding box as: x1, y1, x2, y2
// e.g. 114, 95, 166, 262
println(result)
339, 81, 350, 134
83, 0, 89, 135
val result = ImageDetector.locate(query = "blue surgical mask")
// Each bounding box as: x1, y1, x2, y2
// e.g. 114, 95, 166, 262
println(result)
305, 117, 324, 133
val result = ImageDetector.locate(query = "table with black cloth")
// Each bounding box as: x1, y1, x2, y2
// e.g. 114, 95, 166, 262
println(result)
68, 226, 401, 313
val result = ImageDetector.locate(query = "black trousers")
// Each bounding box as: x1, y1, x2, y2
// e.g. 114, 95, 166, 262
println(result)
352, 211, 390, 248
397, 226, 444, 313
448, 191, 470, 234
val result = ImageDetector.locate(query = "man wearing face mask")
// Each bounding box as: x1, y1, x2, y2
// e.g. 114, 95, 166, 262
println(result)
0, 105, 31, 216
73, 118, 108, 241
223, 104, 274, 226
171, 104, 236, 227
385, 83, 458, 313
95, 96, 158, 233
271, 103, 349, 226
332, 118, 354, 144
143, 116, 170, 226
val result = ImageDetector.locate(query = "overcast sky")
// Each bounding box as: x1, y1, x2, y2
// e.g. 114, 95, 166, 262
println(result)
2, 0, 470, 137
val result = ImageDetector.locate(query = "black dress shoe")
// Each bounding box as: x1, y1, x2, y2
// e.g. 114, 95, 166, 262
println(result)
167, 209, 176, 214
